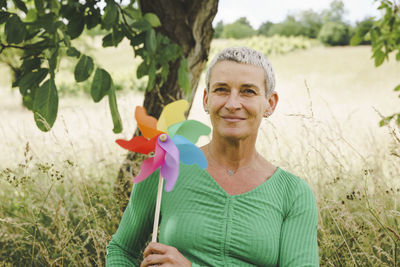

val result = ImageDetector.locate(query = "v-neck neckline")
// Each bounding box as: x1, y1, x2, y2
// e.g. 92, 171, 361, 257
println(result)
199, 166, 281, 198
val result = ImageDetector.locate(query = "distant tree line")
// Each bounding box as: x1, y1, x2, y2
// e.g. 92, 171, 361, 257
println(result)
213, 0, 374, 46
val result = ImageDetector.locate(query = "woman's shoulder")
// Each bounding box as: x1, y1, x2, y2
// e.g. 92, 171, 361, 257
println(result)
273, 168, 317, 216
273, 167, 316, 198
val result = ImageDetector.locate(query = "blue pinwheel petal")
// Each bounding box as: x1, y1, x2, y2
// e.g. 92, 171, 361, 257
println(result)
171, 135, 208, 169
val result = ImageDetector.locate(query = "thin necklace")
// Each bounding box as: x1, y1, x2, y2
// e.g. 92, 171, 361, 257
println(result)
207, 145, 255, 176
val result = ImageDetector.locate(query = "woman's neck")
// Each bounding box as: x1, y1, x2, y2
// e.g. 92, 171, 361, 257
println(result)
207, 135, 259, 170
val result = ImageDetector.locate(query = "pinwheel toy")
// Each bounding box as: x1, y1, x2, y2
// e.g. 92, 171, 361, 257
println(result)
116, 99, 210, 241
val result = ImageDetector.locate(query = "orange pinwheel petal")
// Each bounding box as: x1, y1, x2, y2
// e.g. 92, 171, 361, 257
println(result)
135, 106, 164, 139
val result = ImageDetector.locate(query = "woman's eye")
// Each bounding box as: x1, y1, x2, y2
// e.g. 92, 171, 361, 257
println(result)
242, 89, 256, 94
214, 87, 227, 92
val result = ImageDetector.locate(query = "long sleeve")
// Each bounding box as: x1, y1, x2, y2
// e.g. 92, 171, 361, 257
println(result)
278, 179, 319, 267
106, 171, 159, 266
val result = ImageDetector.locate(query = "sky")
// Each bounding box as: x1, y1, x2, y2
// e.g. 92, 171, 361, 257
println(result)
214, 0, 382, 28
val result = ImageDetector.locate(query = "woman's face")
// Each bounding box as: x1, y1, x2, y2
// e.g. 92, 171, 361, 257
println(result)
204, 60, 278, 141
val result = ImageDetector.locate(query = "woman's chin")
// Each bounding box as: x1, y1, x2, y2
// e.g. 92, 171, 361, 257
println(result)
216, 128, 247, 140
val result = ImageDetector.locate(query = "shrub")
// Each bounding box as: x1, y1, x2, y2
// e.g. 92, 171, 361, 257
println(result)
267, 16, 307, 37
221, 17, 256, 39
318, 21, 351, 46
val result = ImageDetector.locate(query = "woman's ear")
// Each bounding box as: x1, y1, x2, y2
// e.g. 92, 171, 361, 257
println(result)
265, 91, 279, 116
203, 88, 209, 113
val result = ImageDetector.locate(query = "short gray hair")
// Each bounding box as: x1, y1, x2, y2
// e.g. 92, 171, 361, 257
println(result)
205, 46, 276, 96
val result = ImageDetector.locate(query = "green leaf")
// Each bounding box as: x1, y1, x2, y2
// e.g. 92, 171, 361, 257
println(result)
21, 57, 42, 73
178, 58, 191, 95
49, 0, 61, 15
130, 32, 145, 46
74, 55, 94, 82
396, 51, 400, 61
48, 48, 59, 74
108, 87, 122, 133
34, 0, 45, 15
124, 6, 141, 20
146, 61, 156, 91
103, 1, 118, 30
62, 30, 71, 47
350, 34, 362, 46
160, 63, 169, 84
22, 87, 36, 111
25, 8, 38, 23
12, 0, 27, 14
370, 28, 378, 44
136, 61, 149, 78
66, 47, 80, 58
394, 84, 400, 91
145, 28, 156, 54
102, 28, 124, 47
5, 15, 26, 44
33, 79, 59, 132
18, 68, 48, 95
0, 0, 7, 8
91, 68, 112, 102
144, 13, 161, 27
374, 50, 385, 67
131, 19, 152, 31
0, 11, 10, 24
85, 12, 101, 29
35, 13, 58, 33
102, 33, 114, 47
67, 14, 85, 39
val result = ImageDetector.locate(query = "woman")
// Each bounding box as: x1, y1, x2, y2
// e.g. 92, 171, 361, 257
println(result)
106, 47, 319, 266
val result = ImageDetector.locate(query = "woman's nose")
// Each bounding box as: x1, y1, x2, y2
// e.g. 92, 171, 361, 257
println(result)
224, 91, 241, 111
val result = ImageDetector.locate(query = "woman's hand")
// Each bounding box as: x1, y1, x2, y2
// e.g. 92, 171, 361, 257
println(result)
140, 242, 192, 267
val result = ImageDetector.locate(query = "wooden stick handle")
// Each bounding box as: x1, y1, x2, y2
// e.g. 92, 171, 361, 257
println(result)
152, 174, 163, 242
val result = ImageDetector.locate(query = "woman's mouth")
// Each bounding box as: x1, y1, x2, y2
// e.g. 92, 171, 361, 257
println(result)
222, 116, 244, 122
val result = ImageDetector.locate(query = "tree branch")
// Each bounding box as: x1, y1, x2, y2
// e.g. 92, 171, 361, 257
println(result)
0, 43, 57, 54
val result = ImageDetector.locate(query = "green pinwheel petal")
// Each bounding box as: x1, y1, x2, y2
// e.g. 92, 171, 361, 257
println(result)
168, 120, 211, 143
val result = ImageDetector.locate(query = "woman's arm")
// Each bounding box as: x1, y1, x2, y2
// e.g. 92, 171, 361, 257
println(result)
278, 179, 319, 267
106, 171, 159, 266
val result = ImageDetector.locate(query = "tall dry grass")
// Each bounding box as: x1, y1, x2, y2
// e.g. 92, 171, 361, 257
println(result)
1, 39, 399, 266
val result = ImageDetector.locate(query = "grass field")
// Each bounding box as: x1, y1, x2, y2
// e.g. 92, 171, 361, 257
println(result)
1, 37, 400, 266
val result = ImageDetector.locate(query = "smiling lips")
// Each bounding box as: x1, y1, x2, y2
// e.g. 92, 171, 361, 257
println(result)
221, 115, 245, 122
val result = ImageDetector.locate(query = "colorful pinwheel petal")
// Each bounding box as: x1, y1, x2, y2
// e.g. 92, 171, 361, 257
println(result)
133, 139, 166, 183
136, 106, 164, 138
168, 120, 211, 143
116, 99, 210, 191
172, 135, 208, 169
116, 135, 158, 154
157, 99, 189, 132
157, 135, 180, 192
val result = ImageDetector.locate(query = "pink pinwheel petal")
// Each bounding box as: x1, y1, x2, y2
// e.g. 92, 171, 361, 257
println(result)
133, 140, 166, 183
157, 135, 180, 192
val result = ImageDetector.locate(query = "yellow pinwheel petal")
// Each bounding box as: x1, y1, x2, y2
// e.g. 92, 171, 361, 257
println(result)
157, 99, 189, 132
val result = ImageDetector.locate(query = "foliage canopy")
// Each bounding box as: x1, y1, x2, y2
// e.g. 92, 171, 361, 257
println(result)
0, 0, 191, 133
351, 0, 400, 125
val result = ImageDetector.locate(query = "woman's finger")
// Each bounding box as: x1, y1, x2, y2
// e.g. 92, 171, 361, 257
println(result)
141, 253, 169, 267
143, 242, 168, 258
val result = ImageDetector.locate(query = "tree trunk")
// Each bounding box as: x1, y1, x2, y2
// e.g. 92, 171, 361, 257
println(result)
114, 0, 218, 211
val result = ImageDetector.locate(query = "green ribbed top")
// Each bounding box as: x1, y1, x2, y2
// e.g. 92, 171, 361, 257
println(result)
106, 165, 319, 267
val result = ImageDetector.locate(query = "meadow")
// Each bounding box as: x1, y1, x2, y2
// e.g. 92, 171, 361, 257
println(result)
0, 36, 399, 266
